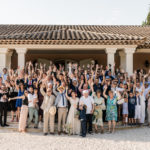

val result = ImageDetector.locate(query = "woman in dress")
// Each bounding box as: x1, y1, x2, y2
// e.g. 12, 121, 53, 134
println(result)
38, 83, 44, 124
140, 88, 146, 124
8, 80, 18, 122
65, 86, 81, 135
92, 89, 106, 134
103, 85, 119, 133
15, 82, 24, 122
122, 92, 128, 126
9, 90, 29, 133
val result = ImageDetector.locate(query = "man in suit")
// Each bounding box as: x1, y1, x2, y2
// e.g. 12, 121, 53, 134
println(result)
53, 83, 68, 135
78, 102, 87, 137
40, 84, 56, 135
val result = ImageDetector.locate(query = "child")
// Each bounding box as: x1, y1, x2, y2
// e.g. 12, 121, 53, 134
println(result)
78, 102, 87, 137
134, 91, 141, 125
122, 92, 128, 126
33, 88, 39, 110
128, 92, 136, 126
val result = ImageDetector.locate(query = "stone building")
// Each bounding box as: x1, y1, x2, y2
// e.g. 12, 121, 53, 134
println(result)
0, 25, 150, 75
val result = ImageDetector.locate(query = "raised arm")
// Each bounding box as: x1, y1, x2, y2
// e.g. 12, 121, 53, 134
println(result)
94, 64, 99, 79
9, 96, 25, 101
65, 86, 71, 101
133, 83, 136, 95
84, 70, 88, 84
40, 84, 46, 97
52, 77, 59, 96
101, 70, 106, 85
103, 85, 108, 99
78, 80, 84, 93
143, 74, 148, 87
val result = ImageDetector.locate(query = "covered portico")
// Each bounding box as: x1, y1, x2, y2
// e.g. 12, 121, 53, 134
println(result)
0, 25, 149, 75
0, 45, 139, 76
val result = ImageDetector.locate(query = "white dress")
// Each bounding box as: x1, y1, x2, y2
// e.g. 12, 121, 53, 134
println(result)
140, 94, 146, 123
66, 98, 81, 134
135, 96, 141, 120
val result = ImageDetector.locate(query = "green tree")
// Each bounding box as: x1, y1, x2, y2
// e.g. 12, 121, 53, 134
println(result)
142, 11, 150, 25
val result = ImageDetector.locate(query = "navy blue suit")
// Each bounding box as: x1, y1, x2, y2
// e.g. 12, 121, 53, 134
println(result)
78, 106, 87, 137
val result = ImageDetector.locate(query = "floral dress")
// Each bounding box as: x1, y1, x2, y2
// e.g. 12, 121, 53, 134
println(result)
93, 96, 106, 126
106, 96, 117, 121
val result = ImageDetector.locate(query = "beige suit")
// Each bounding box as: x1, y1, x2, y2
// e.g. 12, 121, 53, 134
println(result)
40, 88, 55, 133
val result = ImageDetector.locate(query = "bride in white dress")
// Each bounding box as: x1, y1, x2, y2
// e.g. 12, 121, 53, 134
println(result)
65, 87, 81, 135
140, 89, 146, 124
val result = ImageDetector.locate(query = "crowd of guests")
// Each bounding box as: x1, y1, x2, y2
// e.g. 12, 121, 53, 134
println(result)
0, 60, 150, 137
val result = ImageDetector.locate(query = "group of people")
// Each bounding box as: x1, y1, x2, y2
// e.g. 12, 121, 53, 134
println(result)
0, 60, 150, 137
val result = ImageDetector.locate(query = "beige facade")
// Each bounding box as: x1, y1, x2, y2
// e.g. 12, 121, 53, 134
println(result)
0, 25, 150, 75
7, 46, 150, 74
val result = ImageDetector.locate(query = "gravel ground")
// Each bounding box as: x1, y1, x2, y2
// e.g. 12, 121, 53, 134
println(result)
0, 127, 150, 150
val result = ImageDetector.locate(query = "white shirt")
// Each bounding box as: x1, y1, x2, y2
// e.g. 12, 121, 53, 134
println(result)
57, 93, 67, 107
28, 93, 35, 107
80, 96, 94, 114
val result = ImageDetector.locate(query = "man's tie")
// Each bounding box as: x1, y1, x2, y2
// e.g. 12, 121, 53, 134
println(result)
61, 93, 65, 106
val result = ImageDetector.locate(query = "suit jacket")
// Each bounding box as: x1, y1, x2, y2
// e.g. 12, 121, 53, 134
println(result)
77, 105, 86, 121
40, 88, 55, 112
53, 86, 68, 107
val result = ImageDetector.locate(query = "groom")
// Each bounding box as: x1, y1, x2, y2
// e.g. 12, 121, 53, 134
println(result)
53, 83, 68, 135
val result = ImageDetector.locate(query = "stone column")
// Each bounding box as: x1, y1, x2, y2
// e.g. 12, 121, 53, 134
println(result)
124, 48, 136, 76
119, 51, 126, 71
105, 48, 117, 73
6, 51, 13, 69
0, 48, 8, 71
16, 48, 27, 69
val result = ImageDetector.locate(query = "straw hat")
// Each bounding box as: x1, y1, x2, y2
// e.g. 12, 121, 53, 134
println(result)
57, 86, 65, 91
49, 106, 56, 115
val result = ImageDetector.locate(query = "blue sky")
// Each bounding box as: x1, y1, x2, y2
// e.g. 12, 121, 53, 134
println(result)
0, 0, 149, 25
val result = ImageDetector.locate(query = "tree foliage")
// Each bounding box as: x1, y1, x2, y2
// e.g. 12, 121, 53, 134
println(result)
142, 11, 150, 26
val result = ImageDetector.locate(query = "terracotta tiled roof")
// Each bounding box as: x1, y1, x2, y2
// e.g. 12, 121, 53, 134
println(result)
0, 25, 148, 46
